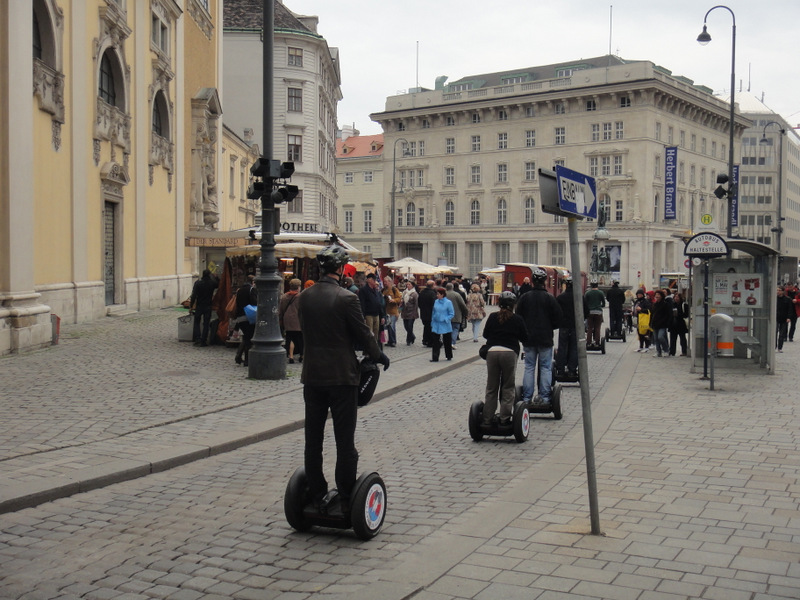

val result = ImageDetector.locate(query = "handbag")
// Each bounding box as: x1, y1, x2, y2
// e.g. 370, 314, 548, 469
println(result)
244, 304, 257, 325
380, 328, 388, 344
225, 294, 236, 314
479, 344, 489, 360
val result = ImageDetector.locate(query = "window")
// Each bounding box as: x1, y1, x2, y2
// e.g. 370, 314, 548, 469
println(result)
679, 161, 685, 183
497, 198, 507, 224
445, 167, 455, 186
589, 157, 598, 177
416, 169, 424, 187
151, 11, 169, 55
524, 197, 535, 224
526, 130, 536, 147
502, 76, 524, 85
615, 121, 624, 140
555, 127, 565, 145
363, 209, 372, 233
522, 242, 538, 263
498, 132, 508, 149
288, 47, 303, 67
468, 242, 483, 271
615, 199, 624, 221
655, 122, 661, 141
497, 163, 508, 183
33, 9, 42, 59
287, 190, 303, 214
691, 134, 697, 152
422, 118, 430, 128
553, 214, 565, 224
344, 210, 353, 233
525, 161, 536, 181
680, 130, 686, 147
471, 165, 481, 184
690, 165, 696, 186
288, 88, 302, 112
406, 202, 416, 227
591, 124, 600, 142
472, 113, 481, 123
555, 102, 565, 114
419, 208, 425, 227
397, 122, 405, 131
445, 201, 455, 226
613, 155, 622, 176
396, 207, 403, 227
603, 122, 612, 141
288, 135, 302, 161
602, 156, 610, 176
495, 242, 510, 265
442, 242, 457, 265
445, 138, 455, 154
600, 194, 611, 223
363, 171, 373, 183
586, 99, 597, 111
526, 106, 535, 117
550, 241, 566, 265
419, 141, 425, 156
497, 109, 508, 121
446, 115, 455, 126
668, 126, 674, 144
344, 172, 353, 184
654, 155, 661, 178
152, 92, 164, 136
471, 135, 481, 152
620, 96, 631, 108
399, 170, 406, 189
99, 51, 117, 106
711, 141, 717, 158
470, 200, 481, 225
701, 167, 706, 188
554, 159, 565, 167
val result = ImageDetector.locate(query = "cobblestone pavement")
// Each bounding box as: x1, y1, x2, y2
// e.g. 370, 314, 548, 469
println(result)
1, 309, 798, 599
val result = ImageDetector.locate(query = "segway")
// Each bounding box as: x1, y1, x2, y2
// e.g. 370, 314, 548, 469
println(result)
605, 326, 626, 343
586, 337, 606, 354
468, 400, 530, 443
553, 365, 580, 385
516, 384, 562, 420
284, 467, 387, 540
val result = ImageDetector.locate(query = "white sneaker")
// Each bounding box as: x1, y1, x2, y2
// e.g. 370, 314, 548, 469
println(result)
643, 347, 650, 352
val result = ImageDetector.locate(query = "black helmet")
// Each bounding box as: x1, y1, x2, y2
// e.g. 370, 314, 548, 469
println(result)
499, 291, 517, 310
317, 245, 349, 274
531, 267, 547, 284
563, 275, 573, 286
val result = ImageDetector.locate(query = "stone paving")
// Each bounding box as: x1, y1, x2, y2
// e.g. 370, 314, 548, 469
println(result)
0, 308, 798, 599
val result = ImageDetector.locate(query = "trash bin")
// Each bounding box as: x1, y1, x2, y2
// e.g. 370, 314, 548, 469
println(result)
178, 314, 193, 342
709, 313, 734, 357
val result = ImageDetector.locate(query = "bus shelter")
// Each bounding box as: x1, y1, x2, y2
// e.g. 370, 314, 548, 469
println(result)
689, 240, 779, 374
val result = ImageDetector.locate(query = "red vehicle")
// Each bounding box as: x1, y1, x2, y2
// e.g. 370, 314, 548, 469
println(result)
501, 263, 586, 296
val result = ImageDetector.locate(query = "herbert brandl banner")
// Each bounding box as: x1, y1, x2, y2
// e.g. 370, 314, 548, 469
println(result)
664, 146, 677, 220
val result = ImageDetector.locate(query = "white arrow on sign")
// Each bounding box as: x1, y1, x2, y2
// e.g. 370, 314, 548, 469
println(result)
555, 165, 597, 219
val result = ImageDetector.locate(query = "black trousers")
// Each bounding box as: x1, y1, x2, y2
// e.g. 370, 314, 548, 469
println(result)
235, 322, 254, 362
431, 331, 453, 361
422, 319, 432, 345
403, 318, 416, 344
303, 385, 359, 505
556, 328, 578, 373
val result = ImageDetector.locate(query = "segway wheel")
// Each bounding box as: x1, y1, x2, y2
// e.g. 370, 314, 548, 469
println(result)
512, 402, 530, 443
601, 338, 606, 354
351, 472, 387, 540
468, 401, 485, 441
552, 384, 563, 420
284, 466, 312, 532
605, 328, 610, 342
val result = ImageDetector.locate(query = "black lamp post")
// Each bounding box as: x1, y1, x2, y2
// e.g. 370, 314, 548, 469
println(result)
389, 137, 408, 260
759, 121, 786, 255
698, 5, 736, 239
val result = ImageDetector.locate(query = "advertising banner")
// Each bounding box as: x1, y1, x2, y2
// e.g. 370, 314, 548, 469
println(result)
729, 164, 740, 228
664, 146, 677, 220
712, 272, 762, 308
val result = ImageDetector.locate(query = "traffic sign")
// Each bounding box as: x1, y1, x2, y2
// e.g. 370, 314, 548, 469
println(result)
684, 232, 728, 258
555, 166, 597, 219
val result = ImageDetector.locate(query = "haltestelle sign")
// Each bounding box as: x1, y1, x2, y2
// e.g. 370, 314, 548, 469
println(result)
684, 232, 728, 257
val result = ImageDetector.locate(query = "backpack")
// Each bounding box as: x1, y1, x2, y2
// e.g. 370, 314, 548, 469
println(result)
637, 311, 651, 335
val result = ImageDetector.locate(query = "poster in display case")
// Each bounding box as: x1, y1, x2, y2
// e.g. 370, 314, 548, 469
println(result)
712, 273, 762, 308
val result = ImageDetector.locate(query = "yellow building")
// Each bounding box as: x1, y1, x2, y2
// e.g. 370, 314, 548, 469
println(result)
1, 0, 223, 355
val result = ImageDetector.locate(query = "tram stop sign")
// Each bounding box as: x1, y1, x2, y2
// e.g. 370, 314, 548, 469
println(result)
539, 166, 597, 219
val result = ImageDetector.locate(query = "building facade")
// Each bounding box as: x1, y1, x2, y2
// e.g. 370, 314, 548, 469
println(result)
223, 0, 341, 237
364, 56, 749, 288
1, 0, 223, 355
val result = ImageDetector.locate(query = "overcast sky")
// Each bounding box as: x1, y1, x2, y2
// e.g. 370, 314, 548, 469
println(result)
285, 0, 800, 136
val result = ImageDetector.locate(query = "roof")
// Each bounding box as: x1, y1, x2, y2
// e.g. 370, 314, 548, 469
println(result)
336, 134, 384, 159
720, 90, 776, 115
224, 0, 317, 34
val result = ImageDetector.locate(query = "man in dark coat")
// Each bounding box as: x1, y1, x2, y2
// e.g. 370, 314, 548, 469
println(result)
357, 273, 385, 346
516, 277, 533, 298
417, 279, 437, 347
555, 277, 578, 377
516, 267, 563, 403
606, 280, 625, 336
233, 274, 257, 365
297, 246, 390, 514
776, 286, 793, 352
189, 269, 218, 346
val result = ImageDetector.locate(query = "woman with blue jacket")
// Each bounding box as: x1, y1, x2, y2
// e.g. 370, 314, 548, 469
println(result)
430, 287, 455, 362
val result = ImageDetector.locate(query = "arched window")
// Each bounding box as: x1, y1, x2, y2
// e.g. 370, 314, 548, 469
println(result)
653, 193, 660, 223
524, 196, 535, 224
470, 200, 481, 225
679, 195, 686, 225
152, 90, 170, 139
152, 99, 163, 136
497, 198, 507, 224
33, 10, 43, 59
99, 51, 117, 106
406, 202, 416, 227
445, 200, 455, 226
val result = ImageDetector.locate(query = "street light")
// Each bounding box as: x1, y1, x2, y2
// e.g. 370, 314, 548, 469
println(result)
389, 137, 408, 260
697, 5, 736, 239
760, 121, 786, 255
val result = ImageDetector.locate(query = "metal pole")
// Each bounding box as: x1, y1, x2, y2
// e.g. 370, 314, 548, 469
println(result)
568, 217, 601, 535
702, 260, 710, 379
727, 18, 736, 239
248, 0, 286, 380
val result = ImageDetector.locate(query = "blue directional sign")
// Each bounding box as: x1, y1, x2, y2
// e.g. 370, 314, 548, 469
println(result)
555, 165, 597, 219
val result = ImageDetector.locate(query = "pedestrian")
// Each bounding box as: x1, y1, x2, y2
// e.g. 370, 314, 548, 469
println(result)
279, 278, 303, 364
555, 275, 579, 378
304, 279, 314, 290
668, 291, 689, 356
466, 283, 487, 342
296, 246, 390, 515
622, 289, 635, 333
382, 276, 402, 347
445, 282, 468, 348
776, 285, 793, 352
481, 291, 528, 427
430, 287, 454, 362
785, 282, 798, 342
584, 280, 606, 347
233, 274, 257, 366
649, 289, 672, 357
606, 280, 625, 336
515, 267, 563, 404
342, 276, 358, 293
633, 289, 652, 352
399, 280, 419, 345
418, 279, 437, 347
357, 273, 385, 346
189, 268, 218, 346
517, 277, 532, 298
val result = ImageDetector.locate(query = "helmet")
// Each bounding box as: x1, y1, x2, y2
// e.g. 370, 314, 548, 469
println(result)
317, 245, 349, 274
562, 275, 573, 286
531, 267, 547, 284
498, 291, 517, 310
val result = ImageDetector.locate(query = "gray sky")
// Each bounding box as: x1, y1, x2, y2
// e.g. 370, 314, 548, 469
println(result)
286, 0, 800, 135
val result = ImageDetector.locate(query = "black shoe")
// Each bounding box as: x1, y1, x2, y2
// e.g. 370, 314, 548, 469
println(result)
430, 359, 438, 362
199, 342, 208, 347
235, 356, 243, 365
288, 358, 295, 364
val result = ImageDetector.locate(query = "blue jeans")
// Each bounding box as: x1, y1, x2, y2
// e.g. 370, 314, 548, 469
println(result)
386, 314, 398, 345
451, 322, 461, 344
522, 345, 553, 402
654, 328, 669, 355
470, 318, 482, 341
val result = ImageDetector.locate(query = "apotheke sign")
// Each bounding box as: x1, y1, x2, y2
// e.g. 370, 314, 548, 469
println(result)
281, 222, 319, 232
684, 232, 728, 257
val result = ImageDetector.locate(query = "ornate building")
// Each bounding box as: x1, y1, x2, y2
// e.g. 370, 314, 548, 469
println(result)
1, 0, 223, 354
365, 55, 750, 288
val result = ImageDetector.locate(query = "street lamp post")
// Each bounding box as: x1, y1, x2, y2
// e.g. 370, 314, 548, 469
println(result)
389, 137, 408, 260
760, 121, 786, 256
697, 5, 736, 239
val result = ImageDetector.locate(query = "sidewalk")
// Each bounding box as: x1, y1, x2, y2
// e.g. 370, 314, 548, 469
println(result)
0, 307, 480, 513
